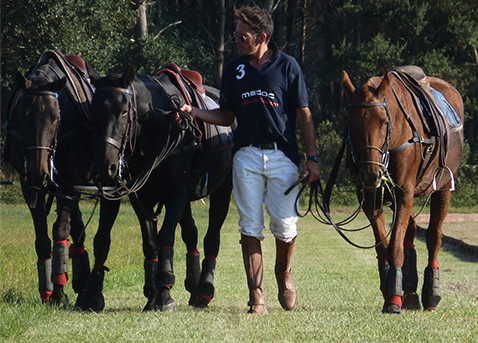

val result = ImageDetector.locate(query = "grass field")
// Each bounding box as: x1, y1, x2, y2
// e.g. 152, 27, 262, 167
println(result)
1, 201, 477, 342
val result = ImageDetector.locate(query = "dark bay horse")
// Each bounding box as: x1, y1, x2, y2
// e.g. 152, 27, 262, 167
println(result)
84, 64, 233, 312
3, 50, 119, 306
341, 67, 464, 314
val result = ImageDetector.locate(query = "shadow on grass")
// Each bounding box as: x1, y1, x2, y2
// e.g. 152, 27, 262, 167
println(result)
416, 226, 478, 263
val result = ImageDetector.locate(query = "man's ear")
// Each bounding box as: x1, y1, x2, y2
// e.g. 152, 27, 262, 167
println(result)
257, 32, 267, 45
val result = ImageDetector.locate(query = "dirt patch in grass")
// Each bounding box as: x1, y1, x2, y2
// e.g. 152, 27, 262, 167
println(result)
416, 213, 478, 256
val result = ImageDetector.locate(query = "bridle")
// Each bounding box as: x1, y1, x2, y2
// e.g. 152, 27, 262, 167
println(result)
20, 89, 61, 185
347, 97, 393, 174
93, 84, 189, 201
94, 86, 137, 180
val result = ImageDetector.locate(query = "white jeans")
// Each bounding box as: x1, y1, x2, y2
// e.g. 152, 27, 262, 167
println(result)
233, 145, 299, 242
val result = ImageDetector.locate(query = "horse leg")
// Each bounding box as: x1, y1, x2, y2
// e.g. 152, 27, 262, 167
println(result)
179, 203, 201, 306
362, 191, 389, 308
25, 189, 53, 304
383, 191, 414, 314
50, 199, 73, 307
422, 190, 449, 311
155, 191, 188, 312
81, 198, 120, 312
195, 174, 232, 308
130, 197, 161, 312
67, 200, 90, 307
402, 215, 420, 310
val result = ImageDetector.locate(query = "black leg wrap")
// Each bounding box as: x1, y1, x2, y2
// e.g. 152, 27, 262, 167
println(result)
143, 259, 159, 312
80, 267, 105, 312
52, 241, 69, 280
37, 259, 54, 294
382, 266, 403, 314
156, 248, 175, 312
402, 248, 418, 291
185, 254, 201, 305
72, 250, 90, 294
195, 258, 216, 308
421, 266, 441, 310
386, 266, 403, 299
378, 262, 389, 296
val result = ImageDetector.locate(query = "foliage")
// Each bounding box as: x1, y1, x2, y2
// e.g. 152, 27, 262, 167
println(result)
1, 0, 477, 201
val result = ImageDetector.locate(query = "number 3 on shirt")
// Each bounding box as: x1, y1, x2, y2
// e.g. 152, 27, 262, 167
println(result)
236, 64, 245, 80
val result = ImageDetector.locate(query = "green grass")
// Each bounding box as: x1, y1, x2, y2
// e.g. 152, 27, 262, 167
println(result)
1, 201, 477, 342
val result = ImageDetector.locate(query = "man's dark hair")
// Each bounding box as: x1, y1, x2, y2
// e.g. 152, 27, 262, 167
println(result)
234, 6, 274, 43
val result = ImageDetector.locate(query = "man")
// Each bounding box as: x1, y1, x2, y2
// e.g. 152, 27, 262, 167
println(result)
180, 5, 320, 314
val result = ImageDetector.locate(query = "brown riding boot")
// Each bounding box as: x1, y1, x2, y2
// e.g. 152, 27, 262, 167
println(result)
275, 237, 297, 311
241, 234, 267, 314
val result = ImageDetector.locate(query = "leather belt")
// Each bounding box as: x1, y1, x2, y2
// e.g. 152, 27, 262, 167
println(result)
250, 142, 278, 150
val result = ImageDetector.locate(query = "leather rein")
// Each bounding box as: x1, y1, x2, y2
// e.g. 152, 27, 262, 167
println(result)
94, 84, 193, 200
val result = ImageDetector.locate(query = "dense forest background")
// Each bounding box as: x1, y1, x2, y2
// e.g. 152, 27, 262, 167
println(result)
1, 0, 477, 205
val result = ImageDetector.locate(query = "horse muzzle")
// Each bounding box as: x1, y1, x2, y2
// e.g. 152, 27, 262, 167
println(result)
359, 165, 383, 189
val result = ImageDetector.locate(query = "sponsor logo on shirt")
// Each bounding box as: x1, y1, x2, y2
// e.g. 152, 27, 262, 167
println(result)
241, 89, 279, 107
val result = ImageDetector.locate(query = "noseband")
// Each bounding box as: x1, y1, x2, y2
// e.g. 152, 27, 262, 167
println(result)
21, 90, 60, 183
348, 97, 392, 171
95, 86, 136, 179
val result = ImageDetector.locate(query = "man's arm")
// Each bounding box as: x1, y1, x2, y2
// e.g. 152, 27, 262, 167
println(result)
296, 106, 320, 184
179, 104, 235, 126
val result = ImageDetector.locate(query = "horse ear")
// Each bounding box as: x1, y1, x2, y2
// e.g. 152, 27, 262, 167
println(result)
121, 64, 136, 87
342, 71, 355, 100
15, 71, 31, 90
377, 69, 391, 96
52, 77, 67, 92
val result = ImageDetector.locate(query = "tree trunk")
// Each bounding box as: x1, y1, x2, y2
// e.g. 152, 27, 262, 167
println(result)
215, 0, 226, 86
299, 0, 308, 67
134, 0, 148, 42
286, 0, 298, 56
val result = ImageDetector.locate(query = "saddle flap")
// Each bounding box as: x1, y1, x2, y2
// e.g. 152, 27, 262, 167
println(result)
181, 70, 206, 95
35, 50, 95, 122
65, 54, 88, 76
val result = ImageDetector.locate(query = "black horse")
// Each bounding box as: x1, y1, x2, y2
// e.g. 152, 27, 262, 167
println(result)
84, 64, 233, 312
3, 50, 119, 307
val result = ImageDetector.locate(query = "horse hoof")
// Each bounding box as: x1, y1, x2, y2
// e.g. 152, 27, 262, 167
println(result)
188, 294, 198, 307
193, 294, 212, 308
142, 298, 159, 312
50, 288, 69, 308
382, 303, 401, 314
159, 301, 175, 312
424, 306, 437, 312
402, 292, 421, 310
74, 290, 87, 309
82, 294, 105, 313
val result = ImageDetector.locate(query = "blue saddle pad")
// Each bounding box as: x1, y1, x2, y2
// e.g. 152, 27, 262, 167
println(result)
429, 88, 462, 129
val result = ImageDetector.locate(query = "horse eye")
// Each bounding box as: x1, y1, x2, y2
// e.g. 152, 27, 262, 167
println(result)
120, 110, 128, 117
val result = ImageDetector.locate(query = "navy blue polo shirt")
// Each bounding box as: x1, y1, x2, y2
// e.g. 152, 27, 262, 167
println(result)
220, 42, 309, 166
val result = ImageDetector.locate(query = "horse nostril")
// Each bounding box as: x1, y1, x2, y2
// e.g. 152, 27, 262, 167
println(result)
108, 164, 117, 178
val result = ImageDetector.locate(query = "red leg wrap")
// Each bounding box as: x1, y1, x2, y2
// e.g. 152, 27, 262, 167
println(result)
94, 263, 110, 271
388, 295, 402, 308
52, 273, 67, 286
69, 244, 86, 258
40, 290, 52, 303
205, 254, 216, 260
403, 240, 415, 249
428, 259, 438, 269
187, 249, 199, 257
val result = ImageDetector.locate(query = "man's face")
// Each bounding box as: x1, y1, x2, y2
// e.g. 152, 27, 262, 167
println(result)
234, 22, 260, 57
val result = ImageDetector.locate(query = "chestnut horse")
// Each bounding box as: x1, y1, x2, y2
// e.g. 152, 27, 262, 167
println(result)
342, 67, 464, 314
3, 50, 119, 307
83, 64, 233, 312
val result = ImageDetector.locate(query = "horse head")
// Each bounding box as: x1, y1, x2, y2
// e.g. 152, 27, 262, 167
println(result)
91, 64, 137, 186
15, 71, 66, 189
343, 70, 392, 191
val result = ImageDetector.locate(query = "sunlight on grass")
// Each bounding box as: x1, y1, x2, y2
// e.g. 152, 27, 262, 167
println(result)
1, 202, 477, 342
